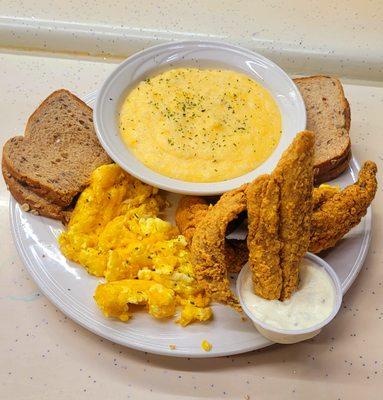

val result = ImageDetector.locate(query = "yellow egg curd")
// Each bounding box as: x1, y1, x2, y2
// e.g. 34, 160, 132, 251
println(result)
119, 68, 282, 182
58, 164, 212, 326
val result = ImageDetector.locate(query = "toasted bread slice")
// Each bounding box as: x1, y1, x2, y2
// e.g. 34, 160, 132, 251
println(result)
314, 151, 351, 184
2, 161, 72, 223
293, 76, 351, 180
3, 90, 111, 207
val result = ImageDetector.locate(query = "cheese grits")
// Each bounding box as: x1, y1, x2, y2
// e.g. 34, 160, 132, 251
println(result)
119, 68, 282, 182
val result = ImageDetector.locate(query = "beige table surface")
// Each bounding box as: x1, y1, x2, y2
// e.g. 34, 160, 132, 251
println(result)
1, 0, 382, 81
0, 52, 382, 400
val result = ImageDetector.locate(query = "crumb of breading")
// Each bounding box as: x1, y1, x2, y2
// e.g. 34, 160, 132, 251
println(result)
169, 344, 176, 350
21, 203, 30, 212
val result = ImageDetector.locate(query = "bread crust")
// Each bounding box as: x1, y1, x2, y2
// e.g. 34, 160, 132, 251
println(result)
313, 143, 350, 178
314, 151, 351, 185
2, 160, 72, 223
24, 89, 92, 139
2, 141, 73, 206
2, 90, 111, 207
293, 75, 351, 181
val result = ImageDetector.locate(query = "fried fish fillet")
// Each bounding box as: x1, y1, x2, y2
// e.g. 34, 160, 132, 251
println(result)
175, 196, 210, 243
190, 185, 248, 309
313, 184, 340, 209
247, 175, 282, 300
186, 131, 314, 302
225, 239, 249, 274
273, 131, 314, 300
309, 161, 377, 253
176, 195, 248, 273
176, 158, 377, 302
181, 162, 377, 277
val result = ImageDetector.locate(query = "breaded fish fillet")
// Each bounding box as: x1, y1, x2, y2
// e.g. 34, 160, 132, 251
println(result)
175, 196, 210, 243
247, 175, 282, 300
225, 239, 249, 273
178, 158, 377, 301
186, 132, 314, 302
309, 161, 377, 253
176, 195, 248, 273
273, 131, 314, 300
313, 185, 340, 209
191, 185, 248, 308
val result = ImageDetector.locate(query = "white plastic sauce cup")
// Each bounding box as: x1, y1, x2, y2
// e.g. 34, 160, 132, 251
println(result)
236, 253, 343, 344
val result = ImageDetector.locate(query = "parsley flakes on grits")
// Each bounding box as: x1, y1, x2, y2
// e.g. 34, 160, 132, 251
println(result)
119, 68, 282, 183
59, 164, 212, 326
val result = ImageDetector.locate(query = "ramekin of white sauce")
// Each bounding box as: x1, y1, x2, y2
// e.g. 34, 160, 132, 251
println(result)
237, 253, 342, 344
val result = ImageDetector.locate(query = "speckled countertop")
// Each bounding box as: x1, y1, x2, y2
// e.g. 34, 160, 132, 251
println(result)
0, 0, 382, 80
0, 52, 382, 399
1, 2, 383, 398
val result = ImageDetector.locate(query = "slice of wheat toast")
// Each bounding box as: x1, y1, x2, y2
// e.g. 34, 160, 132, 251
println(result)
293, 76, 351, 180
2, 160, 72, 223
314, 150, 351, 185
3, 90, 111, 207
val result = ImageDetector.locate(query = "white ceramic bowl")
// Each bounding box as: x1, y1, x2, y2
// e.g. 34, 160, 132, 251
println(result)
236, 253, 343, 344
94, 40, 306, 195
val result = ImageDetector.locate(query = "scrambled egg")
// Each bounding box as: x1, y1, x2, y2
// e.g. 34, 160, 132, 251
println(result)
119, 68, 281, 183
59, 164, 212, 326
201, 340, 212, 352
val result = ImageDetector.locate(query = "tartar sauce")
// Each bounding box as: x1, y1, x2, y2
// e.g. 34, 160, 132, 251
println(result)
241, 259, 335, 330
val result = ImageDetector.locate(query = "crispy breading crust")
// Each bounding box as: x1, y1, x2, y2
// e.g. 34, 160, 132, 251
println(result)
191, 185, 248, 309
313, 185, 340, 209
176, 195, 248, 274
247, 175, 282, 300
180, 164, 377, 272
273, 131, 314, 300
175, 196, 210, 243
309, 161, 377, 253
176, 184, 352, 251
225, 239, 249, 273
177, 134, 376, 304
186, 131, 314, 302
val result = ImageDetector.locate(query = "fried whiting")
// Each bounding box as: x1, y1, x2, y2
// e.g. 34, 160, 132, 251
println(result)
175, 196, 210, 243
313, 184, 340, 208
176, 195, 248, 274
190, 185, 248, 309
247, 175, 282, 300
309, 161, 377, 253
178, 174, 373, 258
190, 131, 314, 303
177, 138, 376, 304
225, 239, 249, 274
273, 131, 314, 300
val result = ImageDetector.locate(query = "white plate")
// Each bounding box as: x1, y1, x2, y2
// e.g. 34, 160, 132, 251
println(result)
93, 40, 306, 195
9, 92, 371, 358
